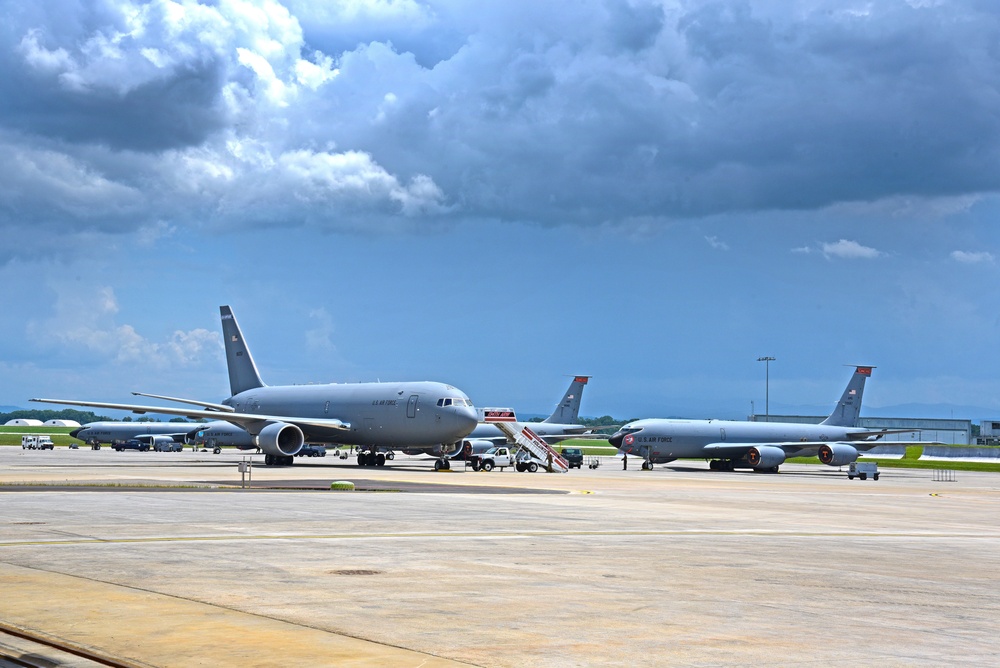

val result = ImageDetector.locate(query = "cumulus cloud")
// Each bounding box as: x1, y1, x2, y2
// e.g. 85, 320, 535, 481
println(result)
28, 286, 222, 370
821, 239, 883, 260
4, 0, 1000, 247
705, 235, 729, 250
951, 250, 995, 264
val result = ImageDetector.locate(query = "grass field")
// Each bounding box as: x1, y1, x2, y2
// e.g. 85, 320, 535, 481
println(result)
0, 426, 80, 447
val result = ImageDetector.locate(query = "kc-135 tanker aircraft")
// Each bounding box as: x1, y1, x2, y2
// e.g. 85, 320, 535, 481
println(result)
609, 366, 909, 472
34, 306, 478, 469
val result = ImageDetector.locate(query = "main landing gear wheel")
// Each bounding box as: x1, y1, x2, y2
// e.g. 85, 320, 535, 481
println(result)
376, 453, 386, 467
641, 461, 652, 471
434, 459, 451, 471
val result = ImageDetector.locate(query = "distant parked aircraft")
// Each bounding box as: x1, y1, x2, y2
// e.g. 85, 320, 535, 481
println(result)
609, 366, 909, 472
70, 422, 194, 448
34, 305, 478, 469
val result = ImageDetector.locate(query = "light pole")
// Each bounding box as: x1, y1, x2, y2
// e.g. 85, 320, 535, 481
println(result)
757, 356, 775, 420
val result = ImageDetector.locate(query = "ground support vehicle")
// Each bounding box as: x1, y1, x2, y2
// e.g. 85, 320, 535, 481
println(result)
21, 435, 55, 450
153, 441, 183, 452
847, 461, 879, 481
561, 447, 584, 469
469, 446, 548, 473
296, 444, 327, 457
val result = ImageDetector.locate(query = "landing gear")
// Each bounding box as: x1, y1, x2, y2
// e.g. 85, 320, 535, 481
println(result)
709, 459, 736, 471
433, 458, 451, 471
641, 461, 652, 471
357, 451, 388, 467
264, 454, 294, 466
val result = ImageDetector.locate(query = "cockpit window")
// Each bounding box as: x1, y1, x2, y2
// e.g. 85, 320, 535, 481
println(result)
437, 397, 472, 407
619, 427, 643, 435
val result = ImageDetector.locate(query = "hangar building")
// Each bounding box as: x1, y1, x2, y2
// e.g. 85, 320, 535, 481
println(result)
4, 418, 43, 427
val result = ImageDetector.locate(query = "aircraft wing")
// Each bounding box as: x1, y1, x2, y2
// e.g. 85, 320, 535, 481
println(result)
699, 441, 850, 458
541, 433, 611, 444
31, 398, 351, 433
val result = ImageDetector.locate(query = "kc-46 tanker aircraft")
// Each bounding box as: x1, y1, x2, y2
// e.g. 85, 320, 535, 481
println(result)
34, 305, 478, 469
609, 366, 909, 472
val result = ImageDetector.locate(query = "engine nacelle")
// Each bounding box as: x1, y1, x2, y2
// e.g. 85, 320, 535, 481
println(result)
254, 422, 304, 457
747, 445, 786, 470
818, 443, 859, 467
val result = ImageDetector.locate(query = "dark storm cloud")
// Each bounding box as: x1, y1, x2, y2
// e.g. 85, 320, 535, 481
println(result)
2, 0, 1000, 243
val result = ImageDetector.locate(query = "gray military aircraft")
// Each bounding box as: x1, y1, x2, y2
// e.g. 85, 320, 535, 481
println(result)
608, 366, 904, 472
70, 421, 196, 448
444, 375, 596, 459
34, 305, 478, 469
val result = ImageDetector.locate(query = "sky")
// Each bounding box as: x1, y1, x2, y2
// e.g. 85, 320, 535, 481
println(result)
2, 0, 1000, 422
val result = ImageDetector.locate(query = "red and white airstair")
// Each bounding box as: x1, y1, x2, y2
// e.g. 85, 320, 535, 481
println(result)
479, 408, 570, 473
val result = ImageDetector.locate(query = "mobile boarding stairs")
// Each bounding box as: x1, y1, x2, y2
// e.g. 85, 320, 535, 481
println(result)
478, 408, 570, 473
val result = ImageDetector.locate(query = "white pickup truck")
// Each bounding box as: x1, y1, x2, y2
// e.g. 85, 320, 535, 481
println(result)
469, 446, 546, 472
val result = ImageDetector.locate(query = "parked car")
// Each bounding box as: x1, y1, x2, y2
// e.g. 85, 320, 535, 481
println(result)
560, 447, 584, 469
113, 439, 150, 452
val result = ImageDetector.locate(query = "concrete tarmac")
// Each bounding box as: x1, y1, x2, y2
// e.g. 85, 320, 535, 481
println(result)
1, 447, 999, 666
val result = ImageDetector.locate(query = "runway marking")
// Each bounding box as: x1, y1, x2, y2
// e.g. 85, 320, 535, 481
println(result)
2, 528, 999, 548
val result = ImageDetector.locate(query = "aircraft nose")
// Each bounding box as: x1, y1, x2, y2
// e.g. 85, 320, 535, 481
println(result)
608, 431, 625, 449
456, 407, 478, 435
69, 428, 83, 440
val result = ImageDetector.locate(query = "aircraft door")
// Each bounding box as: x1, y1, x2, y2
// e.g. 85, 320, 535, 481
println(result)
407, 395, 419, 418
720, 428, 727, 441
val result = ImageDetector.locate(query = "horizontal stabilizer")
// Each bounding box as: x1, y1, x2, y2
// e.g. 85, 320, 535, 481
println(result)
846, 429, 920, 441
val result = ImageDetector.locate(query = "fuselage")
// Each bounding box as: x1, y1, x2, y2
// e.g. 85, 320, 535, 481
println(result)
71, 421, 196, 445
611, 418, 870, 463
225, 381, 478, 448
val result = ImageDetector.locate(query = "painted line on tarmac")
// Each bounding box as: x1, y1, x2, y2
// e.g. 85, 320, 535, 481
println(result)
2, 528, 999, 548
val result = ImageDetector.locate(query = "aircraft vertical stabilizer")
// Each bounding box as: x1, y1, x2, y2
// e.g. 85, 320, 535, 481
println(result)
543, 376, 590, 424
820, 366, 873, 428
220, 305, 266, 396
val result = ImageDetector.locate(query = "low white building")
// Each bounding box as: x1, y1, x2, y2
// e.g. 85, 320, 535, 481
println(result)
5, 419, 43, 426
43, 419, 81, 427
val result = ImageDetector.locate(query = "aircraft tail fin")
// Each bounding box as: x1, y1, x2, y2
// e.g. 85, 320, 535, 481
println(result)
820, 366, 873, 427
543, 376, 590, 424
220, 305, 266, 396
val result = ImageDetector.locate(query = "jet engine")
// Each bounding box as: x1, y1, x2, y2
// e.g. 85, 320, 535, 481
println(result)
818, 443, 859, 467
747, 445, 786, 470
254, 422, 305, 457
